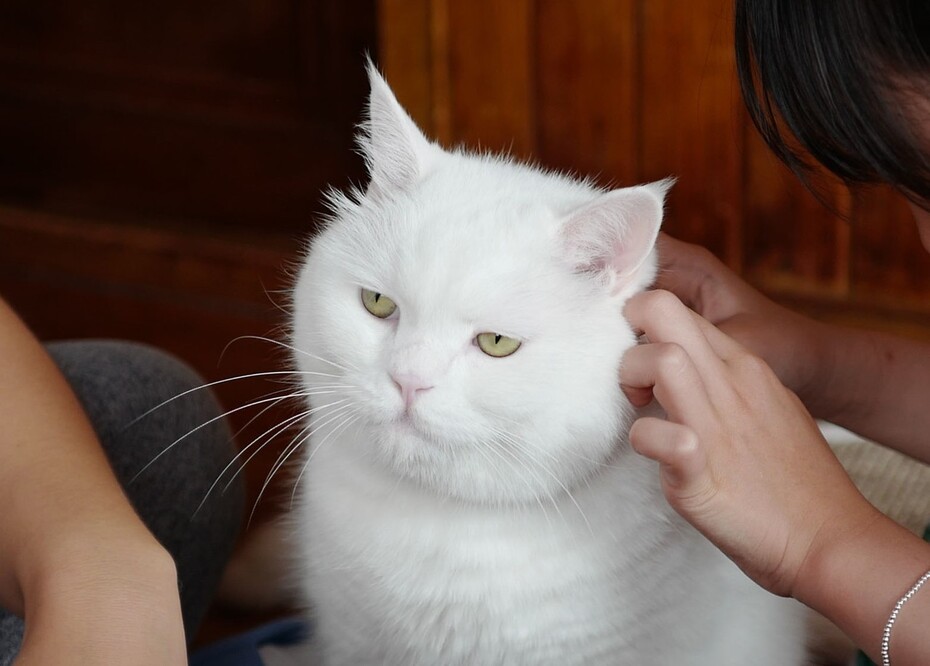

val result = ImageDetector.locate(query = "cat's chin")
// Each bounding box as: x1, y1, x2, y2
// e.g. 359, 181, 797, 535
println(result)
377, 412, 449, 451
388, 415, 435, 442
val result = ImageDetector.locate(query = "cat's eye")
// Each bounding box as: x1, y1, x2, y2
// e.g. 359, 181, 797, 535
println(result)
361, 288, 397, 319
476, 332, 521, 358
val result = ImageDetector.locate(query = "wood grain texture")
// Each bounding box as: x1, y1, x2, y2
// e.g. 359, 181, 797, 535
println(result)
640, 0, 743, 263
0, 0, 375, 233
535, 0, 639, 186
0, 206, 301, 513
850, 187, 930, 301
378, 0, 433, 132
742, 127, 850, 295
442, 0, 535, 156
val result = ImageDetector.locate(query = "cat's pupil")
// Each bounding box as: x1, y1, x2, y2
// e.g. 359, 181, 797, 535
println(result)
374, 293, 381, 303
495, 334, 501, 344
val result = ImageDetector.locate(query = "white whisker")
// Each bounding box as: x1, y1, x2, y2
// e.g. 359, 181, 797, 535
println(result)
193, 404, 317, 517
220, 397, 357, 496
250, 404, 362, 524
229, 334, 358, 373
471, 432, 553, 529
228, 387, 304, 436
488, 427, 565, 526
130, 392, 316, 483
193, 394, 359, 516
259, 401, 358, 494
288, 410, 363, 509
495, 414, 624, 470
493, 427, 592, 534
126, 370, 347, 427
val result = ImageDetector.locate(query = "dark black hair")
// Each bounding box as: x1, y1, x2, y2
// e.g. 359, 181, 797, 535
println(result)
735, 0, 930, 204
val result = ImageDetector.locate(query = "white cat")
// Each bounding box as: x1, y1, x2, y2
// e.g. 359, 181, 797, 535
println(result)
285, 64, 807, 665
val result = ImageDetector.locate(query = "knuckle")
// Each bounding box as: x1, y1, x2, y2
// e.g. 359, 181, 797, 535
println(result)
654, 343, 691, 379
644, 289, 684, 316
670, 427, 701, 461
731, 350, 772, 378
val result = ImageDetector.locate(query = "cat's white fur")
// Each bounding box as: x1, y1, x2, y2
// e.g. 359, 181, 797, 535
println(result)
287, 65, 806, 665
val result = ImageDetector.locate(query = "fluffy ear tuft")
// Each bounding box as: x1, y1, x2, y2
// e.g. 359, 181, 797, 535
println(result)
562, 178, 674, 296
360, 60, 436, 196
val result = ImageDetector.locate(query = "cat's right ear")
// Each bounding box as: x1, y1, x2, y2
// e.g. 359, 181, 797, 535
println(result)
561, 178, 674, 299
360, 60, 437, 197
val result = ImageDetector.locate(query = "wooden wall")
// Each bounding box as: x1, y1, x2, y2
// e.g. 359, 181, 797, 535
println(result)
379, 0, 930, 337
0, 0, 377, 526
0, 0, 375, 233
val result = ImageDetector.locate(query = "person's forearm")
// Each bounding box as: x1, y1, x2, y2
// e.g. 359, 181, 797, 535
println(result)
18, 543, 185, 665
795, 506, 930, 665
0, 297, 169, 614
802, 323, 930, 463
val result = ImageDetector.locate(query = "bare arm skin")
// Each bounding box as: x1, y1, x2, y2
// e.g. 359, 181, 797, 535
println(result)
620, 288, 930, 664
0, 297, 186, 665
656, 233, 930, 463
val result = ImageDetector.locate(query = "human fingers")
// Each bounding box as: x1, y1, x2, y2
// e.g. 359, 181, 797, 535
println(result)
624, 289, 728, 378
686, 308, 748, 364
620, 342, 717, 428
653, 233, 722, 313
628, 416, 714, 505
655, 234, 773, 331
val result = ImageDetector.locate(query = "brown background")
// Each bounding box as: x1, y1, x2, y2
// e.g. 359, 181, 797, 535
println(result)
2, 0, 928, 643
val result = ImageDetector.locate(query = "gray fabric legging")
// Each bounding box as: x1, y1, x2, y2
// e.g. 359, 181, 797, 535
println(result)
0, 340, 244, 663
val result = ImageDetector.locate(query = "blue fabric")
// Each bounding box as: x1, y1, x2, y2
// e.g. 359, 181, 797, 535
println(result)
189, 618, 309, 666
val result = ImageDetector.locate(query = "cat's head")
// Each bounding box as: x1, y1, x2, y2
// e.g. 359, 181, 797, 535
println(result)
291, 64, 671, 505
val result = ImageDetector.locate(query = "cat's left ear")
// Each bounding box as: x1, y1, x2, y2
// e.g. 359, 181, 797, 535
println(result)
360, 60, 438, 196
562, 178, 674, 297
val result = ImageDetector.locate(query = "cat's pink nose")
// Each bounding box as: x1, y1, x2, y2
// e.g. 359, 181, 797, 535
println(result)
391, 372, 434, 410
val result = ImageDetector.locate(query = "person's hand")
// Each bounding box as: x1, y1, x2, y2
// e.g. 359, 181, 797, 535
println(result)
620, 289, 877, 596
655, 234, 831, 409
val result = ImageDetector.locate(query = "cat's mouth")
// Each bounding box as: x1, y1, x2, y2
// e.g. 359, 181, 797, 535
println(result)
387, 410, 444, 446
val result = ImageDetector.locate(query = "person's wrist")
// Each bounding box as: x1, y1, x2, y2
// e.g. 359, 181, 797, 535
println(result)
789, 492, 884, 616
799, 322, 889, 427
788, 498, 930, 664
790, 315, 843, 419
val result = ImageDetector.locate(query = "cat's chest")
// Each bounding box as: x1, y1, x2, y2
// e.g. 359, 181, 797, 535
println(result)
293, 443, 726, 666
296, 440, 683, 600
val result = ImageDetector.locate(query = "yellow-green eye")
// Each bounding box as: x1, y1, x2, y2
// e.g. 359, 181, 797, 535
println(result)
476, 332, 522, 358
361, 288, 397, 319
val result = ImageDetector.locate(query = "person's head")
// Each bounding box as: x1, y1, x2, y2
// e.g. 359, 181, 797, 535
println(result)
735, 0, 930, 237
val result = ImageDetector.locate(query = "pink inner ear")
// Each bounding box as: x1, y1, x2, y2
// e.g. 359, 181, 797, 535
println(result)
611, 200, 659, 280
562, 185, 664, 283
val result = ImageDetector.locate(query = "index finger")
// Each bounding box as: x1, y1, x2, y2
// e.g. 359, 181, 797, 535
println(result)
625, 289, 727, 380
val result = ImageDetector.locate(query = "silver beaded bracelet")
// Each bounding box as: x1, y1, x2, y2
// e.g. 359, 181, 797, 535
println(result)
881, 568, 930, 666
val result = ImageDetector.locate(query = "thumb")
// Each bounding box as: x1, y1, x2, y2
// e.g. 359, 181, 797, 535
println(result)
653, 233, 710, 310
